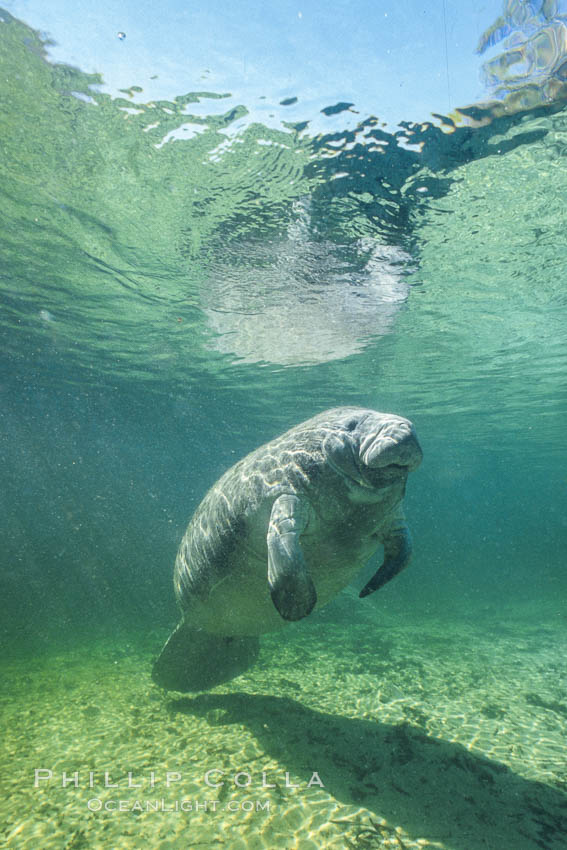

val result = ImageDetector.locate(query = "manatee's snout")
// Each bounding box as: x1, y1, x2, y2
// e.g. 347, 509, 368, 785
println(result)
360, 417, 422, 472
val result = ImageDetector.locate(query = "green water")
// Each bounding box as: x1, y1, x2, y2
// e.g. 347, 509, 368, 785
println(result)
1, 7, 566, 850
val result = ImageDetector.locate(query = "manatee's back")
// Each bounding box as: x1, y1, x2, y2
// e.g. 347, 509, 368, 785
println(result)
173, 459, 253, 610
171, 412, 341, 616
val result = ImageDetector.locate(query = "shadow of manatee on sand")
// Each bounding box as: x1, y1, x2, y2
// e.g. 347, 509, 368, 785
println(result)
168, 692, 567, 850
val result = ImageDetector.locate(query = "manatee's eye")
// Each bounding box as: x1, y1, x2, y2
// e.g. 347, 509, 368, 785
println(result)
345, 419, 357, 432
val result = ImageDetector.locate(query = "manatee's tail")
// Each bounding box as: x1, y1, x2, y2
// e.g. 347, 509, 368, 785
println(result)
151, 621, 260, 692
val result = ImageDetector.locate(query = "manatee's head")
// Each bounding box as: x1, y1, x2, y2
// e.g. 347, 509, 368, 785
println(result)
323, 409, 422, 500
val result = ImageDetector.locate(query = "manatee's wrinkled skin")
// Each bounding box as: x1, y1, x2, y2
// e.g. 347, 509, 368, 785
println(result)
152, 407, 422, 691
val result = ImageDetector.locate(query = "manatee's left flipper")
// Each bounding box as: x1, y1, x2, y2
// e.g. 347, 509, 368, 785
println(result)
359, 509, 413, 598
267, 494, 316, 621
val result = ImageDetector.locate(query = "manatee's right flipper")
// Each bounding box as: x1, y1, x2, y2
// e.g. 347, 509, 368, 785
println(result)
151, 621, 259, 692
267, 493, 316, 621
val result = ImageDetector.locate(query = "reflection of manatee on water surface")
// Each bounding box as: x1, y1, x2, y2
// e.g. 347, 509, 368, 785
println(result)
201, 200, 414, 366
152, 407, 423, 692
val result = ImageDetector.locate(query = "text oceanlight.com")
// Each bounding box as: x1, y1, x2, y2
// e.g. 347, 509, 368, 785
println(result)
87, 798, 270, 813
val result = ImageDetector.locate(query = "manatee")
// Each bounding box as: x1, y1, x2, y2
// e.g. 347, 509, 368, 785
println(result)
152, 407, 422, 691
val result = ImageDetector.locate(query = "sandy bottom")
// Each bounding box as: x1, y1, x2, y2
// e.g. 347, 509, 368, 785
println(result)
2, 595, 566, 850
